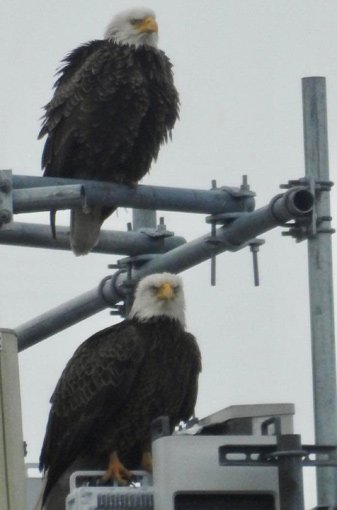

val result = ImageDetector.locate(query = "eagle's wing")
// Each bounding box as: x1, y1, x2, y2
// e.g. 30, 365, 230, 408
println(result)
39, 41, 104, 175
40, 321, 145, 493
39, 40, 150, 179
39, 41, 104, 138
179, 332, 202, 421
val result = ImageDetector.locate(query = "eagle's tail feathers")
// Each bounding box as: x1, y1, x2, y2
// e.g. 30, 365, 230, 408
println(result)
70, 206, 104, 256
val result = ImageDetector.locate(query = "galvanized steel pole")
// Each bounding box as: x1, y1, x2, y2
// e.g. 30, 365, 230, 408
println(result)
13, 184, 84, 213
16, 187, 313, 351
0, 222, 186, 255
12, 175, 255, 216
302, 76, 337, 505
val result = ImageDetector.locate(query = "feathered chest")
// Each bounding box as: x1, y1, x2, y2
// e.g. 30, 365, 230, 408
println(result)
137, 318, 195, 366
132, 319, 198, 406
99, 43, 177, 105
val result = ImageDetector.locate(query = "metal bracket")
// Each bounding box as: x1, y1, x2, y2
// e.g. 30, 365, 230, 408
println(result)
109, 253, 160, 272
107, 214, 176, 316
138, 217, 174, 239
204, 174, 259, 286
98, 273, 124, 309
205, 210, 248, 286
108, 254, 160, 317
206, 179, 264, 287
281, 177, 335, 241
219, 443, 337, 467
0, 170, 13, 227
205, 216, 264, 287
280, 177, 334, 193
139, 227, 174, 239
212, 174, 256, 199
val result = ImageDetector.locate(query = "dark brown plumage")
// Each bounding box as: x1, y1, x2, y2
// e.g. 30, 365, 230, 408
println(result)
39, 8, 179, 255
39, 274, 201, 508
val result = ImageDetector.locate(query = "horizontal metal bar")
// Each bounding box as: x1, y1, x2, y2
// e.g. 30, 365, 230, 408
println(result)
16, 186, 313, 351
0, 222, 186, 255
12, 174, 255, 215
12, 185, 84, 213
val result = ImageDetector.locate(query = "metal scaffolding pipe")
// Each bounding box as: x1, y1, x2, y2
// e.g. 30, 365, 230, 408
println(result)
12, 184, 84, 213
0, 222, 186, 255
302, 76, 337, 505
16, 186, 313, 351
17, 286, 108, 351
12, 174, 255, 215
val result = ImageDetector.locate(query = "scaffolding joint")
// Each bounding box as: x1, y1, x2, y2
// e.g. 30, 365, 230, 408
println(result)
97, 270, 129, 318
139, 228, 174, 239
108, 254, 160, 317
205, 211, 247, 287
280, 178, 332, 241
137, 222, 174, 240
280, 176, 334, 192
211, 174, 256, 201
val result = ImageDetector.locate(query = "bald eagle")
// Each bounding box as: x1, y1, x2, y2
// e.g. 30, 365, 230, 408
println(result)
38, 273, 201, 510
39, 8, 179, 255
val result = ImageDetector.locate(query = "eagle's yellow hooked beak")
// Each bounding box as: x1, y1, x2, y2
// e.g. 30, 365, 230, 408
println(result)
156, 282, 174, 300
137, 16, 158, 34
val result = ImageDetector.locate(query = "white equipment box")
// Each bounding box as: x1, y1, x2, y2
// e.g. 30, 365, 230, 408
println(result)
64, 404, 295, 510
66, 471, 153, 510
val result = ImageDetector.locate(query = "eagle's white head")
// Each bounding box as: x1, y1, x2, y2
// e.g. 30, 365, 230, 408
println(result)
129, 273, 186, 327
104, 7, 159, 48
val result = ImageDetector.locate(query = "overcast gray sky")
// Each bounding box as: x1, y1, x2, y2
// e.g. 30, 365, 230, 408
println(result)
2, 1, 337, 506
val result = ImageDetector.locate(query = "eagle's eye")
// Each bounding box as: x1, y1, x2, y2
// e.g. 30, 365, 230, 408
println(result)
130, 18, 142, 25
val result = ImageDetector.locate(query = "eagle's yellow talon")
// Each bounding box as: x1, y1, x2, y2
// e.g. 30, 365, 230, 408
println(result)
102, 451, 133, 485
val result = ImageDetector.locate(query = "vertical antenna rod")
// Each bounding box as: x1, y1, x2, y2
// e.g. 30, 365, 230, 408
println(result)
302, 76, 337, 505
